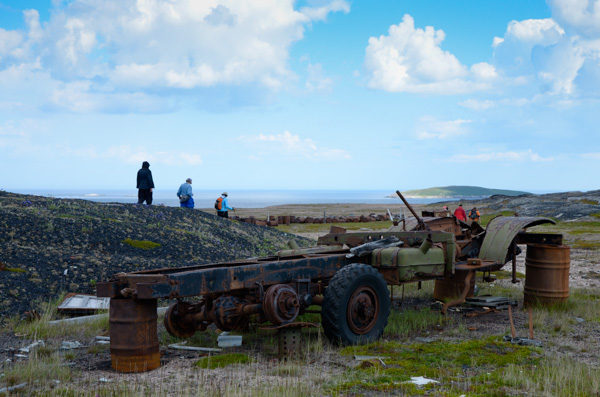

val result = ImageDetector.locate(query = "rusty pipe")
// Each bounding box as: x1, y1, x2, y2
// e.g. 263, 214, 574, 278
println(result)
396, 190, 430, 231
312, 295, 324, 305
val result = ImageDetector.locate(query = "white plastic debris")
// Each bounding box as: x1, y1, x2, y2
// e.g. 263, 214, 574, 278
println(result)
404, 376, 439, 386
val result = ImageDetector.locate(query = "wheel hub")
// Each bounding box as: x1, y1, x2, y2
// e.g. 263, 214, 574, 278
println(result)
347, 286, 380, 334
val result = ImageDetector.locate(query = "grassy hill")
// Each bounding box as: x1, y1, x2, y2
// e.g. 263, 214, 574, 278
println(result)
401, 185, 530, 198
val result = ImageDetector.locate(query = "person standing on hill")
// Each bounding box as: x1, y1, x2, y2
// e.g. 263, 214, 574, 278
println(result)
216, 192, 234, 218
469, 207, 480, 222
136, 161, 155, 205
177, 178, 194, 208
453, 204, 467, 221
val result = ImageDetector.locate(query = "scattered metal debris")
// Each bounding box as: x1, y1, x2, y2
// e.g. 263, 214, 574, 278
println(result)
60, 341, 83, 350
465, 295, 517, 310
0, 382, 27, 395
217, 332, 242, 348
168, 342, 221, 353
466, 308, 498, 317
58, 293, 110, 314
18, 340, 44, 354
354, 355, 388, 362
503, 335, 543, 347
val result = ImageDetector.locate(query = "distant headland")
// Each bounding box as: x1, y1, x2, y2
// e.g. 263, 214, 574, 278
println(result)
388, 185, 530, 199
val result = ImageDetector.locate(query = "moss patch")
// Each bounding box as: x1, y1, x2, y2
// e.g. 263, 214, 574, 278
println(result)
122, 238, 161, 249
334, 337, 540, 395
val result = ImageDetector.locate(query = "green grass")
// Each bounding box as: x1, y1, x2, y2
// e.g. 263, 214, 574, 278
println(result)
195, 353, 251, 369
384, 307, 442, 337
276, 221, 392, 234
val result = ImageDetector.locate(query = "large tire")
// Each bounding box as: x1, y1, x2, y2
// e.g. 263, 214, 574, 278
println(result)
321, 263, 390, 345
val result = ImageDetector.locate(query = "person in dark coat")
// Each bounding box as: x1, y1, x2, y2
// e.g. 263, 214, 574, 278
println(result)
136, 161, 155, 205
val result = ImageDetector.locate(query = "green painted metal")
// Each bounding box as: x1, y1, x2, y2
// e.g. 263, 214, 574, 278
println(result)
370, 246, 446, 282
479, 216, 556, 263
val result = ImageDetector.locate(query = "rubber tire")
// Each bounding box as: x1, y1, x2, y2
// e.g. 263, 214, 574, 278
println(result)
321, 263, 390, 345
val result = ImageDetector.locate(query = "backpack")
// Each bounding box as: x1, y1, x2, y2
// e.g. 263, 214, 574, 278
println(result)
469, 209, 477, 219
214, 197, 223, 210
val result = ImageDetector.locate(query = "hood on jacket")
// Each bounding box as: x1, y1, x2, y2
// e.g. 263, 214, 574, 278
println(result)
142, 161, 150, 169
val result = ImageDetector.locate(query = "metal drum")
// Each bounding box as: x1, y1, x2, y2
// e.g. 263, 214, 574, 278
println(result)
434, 270, 475, 301
524, 244, 570, 306
109, 298, 160, 373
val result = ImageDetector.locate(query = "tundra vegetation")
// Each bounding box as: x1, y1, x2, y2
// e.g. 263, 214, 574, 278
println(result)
1, 198, 599, 396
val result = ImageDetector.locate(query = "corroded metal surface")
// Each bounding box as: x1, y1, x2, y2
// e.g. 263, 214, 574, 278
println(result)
263, 284, 300, 325
524, 244, 570, 306
479, 216, 556, 264
347, 285, 379, 335
433, 270, 475, 301
109, 298, 160, 373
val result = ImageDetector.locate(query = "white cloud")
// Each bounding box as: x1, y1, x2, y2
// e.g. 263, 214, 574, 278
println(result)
0, 28, 23, 58
458, 99, 496, 110
305, 62, 333, 92
364, 14, 497, 94
416, 117, 472, 140
240, 130, 351, 160
492, 11, 600, 97
548, 0, 600, 38
299, 0, 350, 21
0, 0, 350, 112
451, 149, 553, 163
581, 152, 600, 159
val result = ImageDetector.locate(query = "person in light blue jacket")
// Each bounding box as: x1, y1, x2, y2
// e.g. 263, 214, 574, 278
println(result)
216, 192, 234, 218
177, 178, 194, 208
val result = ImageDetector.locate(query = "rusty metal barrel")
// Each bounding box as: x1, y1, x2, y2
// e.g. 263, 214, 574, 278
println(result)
524, 244, 570, 306
434, 270, 475, 301
109, 298, 160, 372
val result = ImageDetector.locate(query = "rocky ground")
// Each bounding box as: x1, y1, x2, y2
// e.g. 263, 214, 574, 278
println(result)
0, 191, 312, 319
448, 189, 600, 221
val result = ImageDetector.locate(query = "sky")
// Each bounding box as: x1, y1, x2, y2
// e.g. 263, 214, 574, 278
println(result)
0, 0, 599, 193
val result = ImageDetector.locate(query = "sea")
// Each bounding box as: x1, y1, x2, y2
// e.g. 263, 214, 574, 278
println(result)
11, 189, 462, 209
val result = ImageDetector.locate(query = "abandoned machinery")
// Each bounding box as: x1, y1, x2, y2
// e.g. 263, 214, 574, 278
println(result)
98, 193, 567, 372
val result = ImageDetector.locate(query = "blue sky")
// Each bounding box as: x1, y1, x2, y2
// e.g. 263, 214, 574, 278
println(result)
1, 0, 599, 193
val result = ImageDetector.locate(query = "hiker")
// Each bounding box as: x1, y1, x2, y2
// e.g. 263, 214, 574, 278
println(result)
215, 192, 234, 218
453, 204, 467, 221
177, 178, 194, 208
136, 161, 154, 205
469, 207, 480, 222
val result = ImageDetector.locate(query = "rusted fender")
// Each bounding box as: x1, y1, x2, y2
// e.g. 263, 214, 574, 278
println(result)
479, 216, 556, 263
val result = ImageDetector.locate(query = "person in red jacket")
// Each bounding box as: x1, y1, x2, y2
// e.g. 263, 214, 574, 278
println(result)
453, 204, 467, 221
